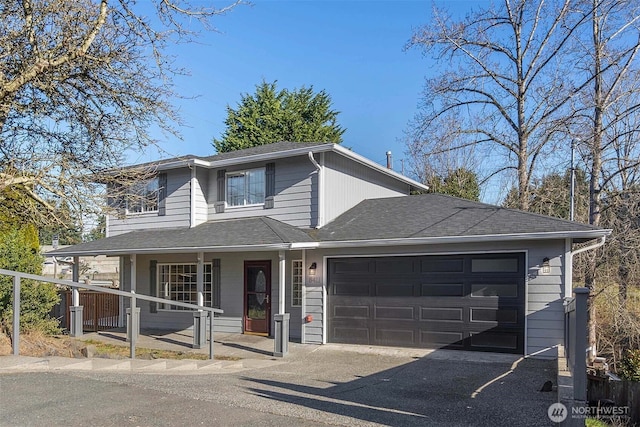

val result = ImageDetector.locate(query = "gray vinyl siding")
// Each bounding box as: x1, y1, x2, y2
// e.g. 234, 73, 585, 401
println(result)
323, 152, 411, 225
194, 167, 208, 226
311, 239, 567, 358
122, 251, 297, 337
108, 168, 191, 236
208, 156, 315, 228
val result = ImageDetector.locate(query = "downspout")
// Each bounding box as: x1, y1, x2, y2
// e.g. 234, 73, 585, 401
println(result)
565, 236, 606, 298
566, 235, 606, 362
190, 165, 197, 228
308, 152, 324, 228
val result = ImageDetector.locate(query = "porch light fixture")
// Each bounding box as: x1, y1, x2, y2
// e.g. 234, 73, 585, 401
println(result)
541, 257, 550, 274
308, 262, 317, 276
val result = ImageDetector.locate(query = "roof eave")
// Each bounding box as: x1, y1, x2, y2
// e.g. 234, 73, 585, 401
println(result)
311, 229, 612, 249
47, 243, 292, 257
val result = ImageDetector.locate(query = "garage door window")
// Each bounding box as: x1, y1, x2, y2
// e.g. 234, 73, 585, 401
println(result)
471, 283, 518, 297
471, 258, 519, 273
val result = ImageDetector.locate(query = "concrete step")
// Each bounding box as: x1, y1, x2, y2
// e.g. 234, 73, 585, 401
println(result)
0, 355, 277, 373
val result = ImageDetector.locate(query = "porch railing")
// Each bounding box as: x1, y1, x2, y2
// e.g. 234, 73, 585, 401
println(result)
0, 268, 223, 360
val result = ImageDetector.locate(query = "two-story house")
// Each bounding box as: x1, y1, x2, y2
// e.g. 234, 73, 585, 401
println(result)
51, 141, 609, 358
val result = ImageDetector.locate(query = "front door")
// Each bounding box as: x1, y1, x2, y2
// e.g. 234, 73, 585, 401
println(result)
244, 260, 271, 335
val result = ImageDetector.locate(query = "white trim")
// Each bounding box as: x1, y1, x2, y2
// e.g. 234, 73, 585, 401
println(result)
308, 152, 324, 227
291, 230, 611, 250
322, 256, 327, 345
301, 250, 306, 343
190, 166, 197, 228
564, 238, 572, 299
130, 254, 137, 293
197, 252, 204, 308
278, 250, 286, 314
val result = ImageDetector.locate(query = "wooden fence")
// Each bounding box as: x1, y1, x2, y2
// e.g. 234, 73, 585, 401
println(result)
588, 375, 639, 424
64, 290, 120, 332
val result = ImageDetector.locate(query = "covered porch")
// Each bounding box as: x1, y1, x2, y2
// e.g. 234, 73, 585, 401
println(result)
47, 217, 322, 356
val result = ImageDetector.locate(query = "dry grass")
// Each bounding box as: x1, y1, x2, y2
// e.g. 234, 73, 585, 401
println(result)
0, 331, 84, 358
0, 333, 240, 361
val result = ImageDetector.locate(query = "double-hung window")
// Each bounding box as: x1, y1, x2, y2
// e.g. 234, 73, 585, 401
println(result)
226, 168, 265, 207
126, 178, 159, 214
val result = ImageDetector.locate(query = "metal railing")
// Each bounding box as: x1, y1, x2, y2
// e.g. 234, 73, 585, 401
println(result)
0, 268, 223, 360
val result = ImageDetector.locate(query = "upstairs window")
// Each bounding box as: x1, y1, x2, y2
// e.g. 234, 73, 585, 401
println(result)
126, 178, 159, 214
226, 168, 265, 207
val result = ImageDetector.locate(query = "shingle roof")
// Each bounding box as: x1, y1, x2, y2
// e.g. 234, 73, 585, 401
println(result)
113, 141, 331, 171
314, 193, 604, 242
201, 141, 328, 162
49, 217, 315, 256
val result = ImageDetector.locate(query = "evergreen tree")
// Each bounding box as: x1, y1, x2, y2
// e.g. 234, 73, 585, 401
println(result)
213, 81, 345, 153
429, 168, 480, 201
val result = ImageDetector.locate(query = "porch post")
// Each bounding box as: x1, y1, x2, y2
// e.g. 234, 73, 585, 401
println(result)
69, 256, 83, 337
274, 250, 289, 357
193, 253, 206, 349
196, 252, 204, 307
278, 250, 285, 314
126, 255, 139, 343
12, 275, 20, 355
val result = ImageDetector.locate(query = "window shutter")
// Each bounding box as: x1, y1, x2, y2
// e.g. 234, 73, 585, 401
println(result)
150, 260, 157, 313
157, 173, 167, 216
215, 169, 226, 213
265, 162, 275, 209
107, 183, 126, 218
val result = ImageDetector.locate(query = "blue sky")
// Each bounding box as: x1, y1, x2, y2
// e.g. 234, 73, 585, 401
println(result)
138, 1, 481, 173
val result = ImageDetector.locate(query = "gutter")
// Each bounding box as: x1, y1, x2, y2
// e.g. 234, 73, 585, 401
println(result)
291, 230, 612, 250
564, 235, 607, 299
564, 235, 607, 361
47, 243, 292, 257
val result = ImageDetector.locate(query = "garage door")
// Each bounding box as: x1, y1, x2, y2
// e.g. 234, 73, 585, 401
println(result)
327, 253, 525, 354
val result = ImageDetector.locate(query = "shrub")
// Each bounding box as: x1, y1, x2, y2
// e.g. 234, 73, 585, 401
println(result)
618, 349, 640, 381
0, 225, 60, 335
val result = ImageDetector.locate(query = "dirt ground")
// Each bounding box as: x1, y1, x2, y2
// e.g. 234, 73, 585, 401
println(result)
0, 332, 86, 358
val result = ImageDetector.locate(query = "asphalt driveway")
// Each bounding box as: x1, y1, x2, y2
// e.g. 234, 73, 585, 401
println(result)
0, 346, 558, 426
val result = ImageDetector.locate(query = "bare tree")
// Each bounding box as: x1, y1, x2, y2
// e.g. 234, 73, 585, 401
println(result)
0, 0, 240, 228
406, 0, 593, 209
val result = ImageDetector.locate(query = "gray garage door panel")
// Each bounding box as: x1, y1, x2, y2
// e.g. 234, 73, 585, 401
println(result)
327, 254, 525, 354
